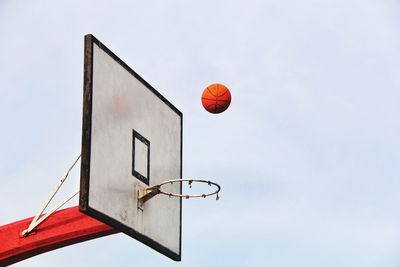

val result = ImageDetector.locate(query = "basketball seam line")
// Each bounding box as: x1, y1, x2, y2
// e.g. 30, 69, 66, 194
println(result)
205, 103, 227, 109
201, 97, 230, 102
217, 89, 229, 97
206, 86, 229, 97
206, 87, 218, 97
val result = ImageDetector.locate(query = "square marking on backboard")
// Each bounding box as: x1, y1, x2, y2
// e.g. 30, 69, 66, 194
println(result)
132, 129, 150, 184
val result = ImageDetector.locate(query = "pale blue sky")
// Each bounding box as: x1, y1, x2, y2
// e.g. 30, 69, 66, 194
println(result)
1, 0, 400, 266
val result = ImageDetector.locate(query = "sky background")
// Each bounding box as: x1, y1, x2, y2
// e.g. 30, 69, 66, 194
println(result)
1, 0, 400, 266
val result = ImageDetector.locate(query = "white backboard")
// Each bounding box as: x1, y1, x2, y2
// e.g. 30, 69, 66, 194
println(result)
79, 34, 182, 261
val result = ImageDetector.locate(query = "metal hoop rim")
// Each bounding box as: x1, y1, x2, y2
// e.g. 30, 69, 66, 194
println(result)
156, 178, 221, 199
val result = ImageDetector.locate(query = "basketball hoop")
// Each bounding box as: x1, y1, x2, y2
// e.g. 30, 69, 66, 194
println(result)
138, 179, 221, 207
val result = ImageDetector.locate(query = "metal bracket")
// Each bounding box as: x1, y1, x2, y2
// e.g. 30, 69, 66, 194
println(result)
21, 155, 81, 237
21, 189, 79, 237
137, 186, 160, 209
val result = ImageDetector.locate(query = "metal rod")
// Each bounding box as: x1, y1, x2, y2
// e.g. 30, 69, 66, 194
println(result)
22, 155, 81, 237
22, 189, 80, 236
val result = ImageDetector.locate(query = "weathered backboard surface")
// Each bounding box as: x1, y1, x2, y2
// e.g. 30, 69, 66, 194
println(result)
79, 34, 182, 261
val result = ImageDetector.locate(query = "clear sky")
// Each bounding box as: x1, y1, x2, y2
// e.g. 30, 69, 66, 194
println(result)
1, 0, 400, 266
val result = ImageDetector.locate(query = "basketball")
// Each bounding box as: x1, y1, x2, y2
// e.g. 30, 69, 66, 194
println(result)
201, 83, 231, 114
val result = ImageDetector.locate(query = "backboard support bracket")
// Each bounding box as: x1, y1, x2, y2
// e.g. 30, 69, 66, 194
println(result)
21, 155, 81, 237
137, 187, 160, 210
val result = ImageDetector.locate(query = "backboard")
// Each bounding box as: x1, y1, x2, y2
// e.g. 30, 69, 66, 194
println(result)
79, 34, 182, 261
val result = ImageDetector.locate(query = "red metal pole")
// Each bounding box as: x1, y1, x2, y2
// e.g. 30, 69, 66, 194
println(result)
0, 206, 117, 266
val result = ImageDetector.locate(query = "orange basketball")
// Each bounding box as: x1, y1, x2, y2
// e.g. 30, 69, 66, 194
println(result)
201, 83, 231, 114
